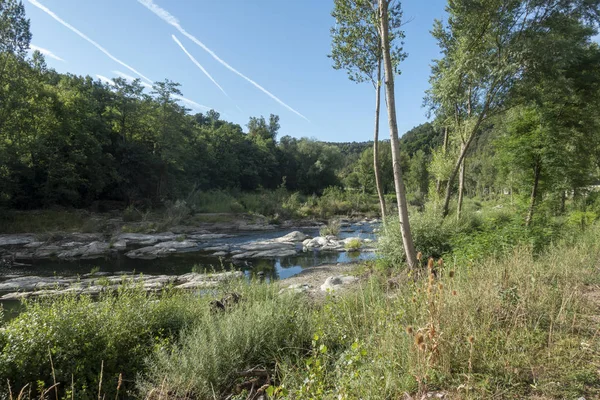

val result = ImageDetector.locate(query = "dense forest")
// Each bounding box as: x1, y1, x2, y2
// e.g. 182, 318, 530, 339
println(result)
0, 31, 439, 210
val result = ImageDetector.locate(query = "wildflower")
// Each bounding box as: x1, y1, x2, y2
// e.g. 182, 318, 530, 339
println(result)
406, 326, 414, 335
452, 290, 457, 296
449, 270, 455, 278
417, 252, 423, 261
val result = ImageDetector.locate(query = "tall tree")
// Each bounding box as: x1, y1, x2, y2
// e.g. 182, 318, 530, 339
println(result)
427, 0, 600, 218
330, 0, 405, 222
378, 0, 417, 268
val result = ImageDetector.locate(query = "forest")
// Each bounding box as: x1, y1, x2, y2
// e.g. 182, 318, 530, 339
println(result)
2, 0, 600, 399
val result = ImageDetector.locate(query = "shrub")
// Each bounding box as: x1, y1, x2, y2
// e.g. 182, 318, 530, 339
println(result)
138, 284, 314, 399
0, 286, 204, 399
344, 238, 362, 251
123, 205, 143, 222
320, 219, 341, 237
379, 211, 457, 265
187, 190, 244, 214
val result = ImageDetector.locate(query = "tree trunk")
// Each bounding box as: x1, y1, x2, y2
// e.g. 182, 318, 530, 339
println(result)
435, 126, 449, 194
379, 0, 417, 269
441, 110, 487, 217
373, 59, 387, 222
456, 143, 466, 220
525, 161, 541, 227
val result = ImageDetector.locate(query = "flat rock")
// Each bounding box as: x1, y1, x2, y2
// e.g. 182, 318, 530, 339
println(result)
188, 233, 233, 240
273, 231, 310, 243
116, 232, 176, 246
125, 246, 172, 260
0, 235, 36, 247
57, 241, 110, 259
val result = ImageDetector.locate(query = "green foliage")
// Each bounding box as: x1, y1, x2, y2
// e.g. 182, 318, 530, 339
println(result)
320, 219, 341, 237
344, 238, 362, 251
122, 205, 143, 222
138, 284, 314, 399
0, 286, 205, 399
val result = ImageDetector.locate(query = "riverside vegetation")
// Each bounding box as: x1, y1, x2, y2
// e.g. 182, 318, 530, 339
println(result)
1, 203, 600, 399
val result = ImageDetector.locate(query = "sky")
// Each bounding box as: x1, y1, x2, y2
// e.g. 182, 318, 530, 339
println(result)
23, 0, 448, 142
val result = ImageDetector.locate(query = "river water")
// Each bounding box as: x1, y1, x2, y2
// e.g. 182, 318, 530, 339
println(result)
0, 222, 379, 319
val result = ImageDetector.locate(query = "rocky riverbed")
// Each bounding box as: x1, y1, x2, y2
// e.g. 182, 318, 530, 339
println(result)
0, 218, 379, 263
0, 218, 380, 301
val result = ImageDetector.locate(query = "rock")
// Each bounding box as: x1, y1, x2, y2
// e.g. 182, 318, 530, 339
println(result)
0, 271, 244, 300
273, 231, 310, 243
320, 275, 359, 292
0, 235, 36, 247
112, 240, 127, 250
125, 246, 172, 260
57, 241, 110, 259
154, 240, 198, 249
188, 233, 233, 240
116, 232, 176, 246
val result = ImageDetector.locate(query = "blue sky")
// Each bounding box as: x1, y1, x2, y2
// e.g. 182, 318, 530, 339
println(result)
24, 0, 448, 142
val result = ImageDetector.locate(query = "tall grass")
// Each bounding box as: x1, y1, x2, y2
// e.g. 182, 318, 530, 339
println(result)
139, 284, 314, 399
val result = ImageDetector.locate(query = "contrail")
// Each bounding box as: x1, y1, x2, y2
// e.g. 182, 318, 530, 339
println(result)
30, 44, 65, 62
172, 35, 243, 114
138, 0, 309, 121
113, 70, 214, 112
28, 0, 152, 83
171, 35, 227, 98
96, 74, 115, 85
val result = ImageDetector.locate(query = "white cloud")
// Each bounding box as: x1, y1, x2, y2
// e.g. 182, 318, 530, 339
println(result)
138, 0, 308, 121
29, 44, 64, 62
28, 0, 152, 83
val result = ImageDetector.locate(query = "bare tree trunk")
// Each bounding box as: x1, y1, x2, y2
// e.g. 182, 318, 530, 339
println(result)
435, 126, 449, 194
379, 0, 417, 269
457, 144, 466, 220
441, 110, 486, 217
373, 59, 387, 222
525, 161, 541, 227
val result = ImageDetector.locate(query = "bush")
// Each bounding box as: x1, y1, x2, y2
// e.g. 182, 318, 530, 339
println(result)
0, 286, 204, 399
379, 211, 459, 265
344, 238, 362, 251
320, 219, 341, 237
122, 205, 143, 222
187, 190, 244, 214
138, 284, 314, 399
